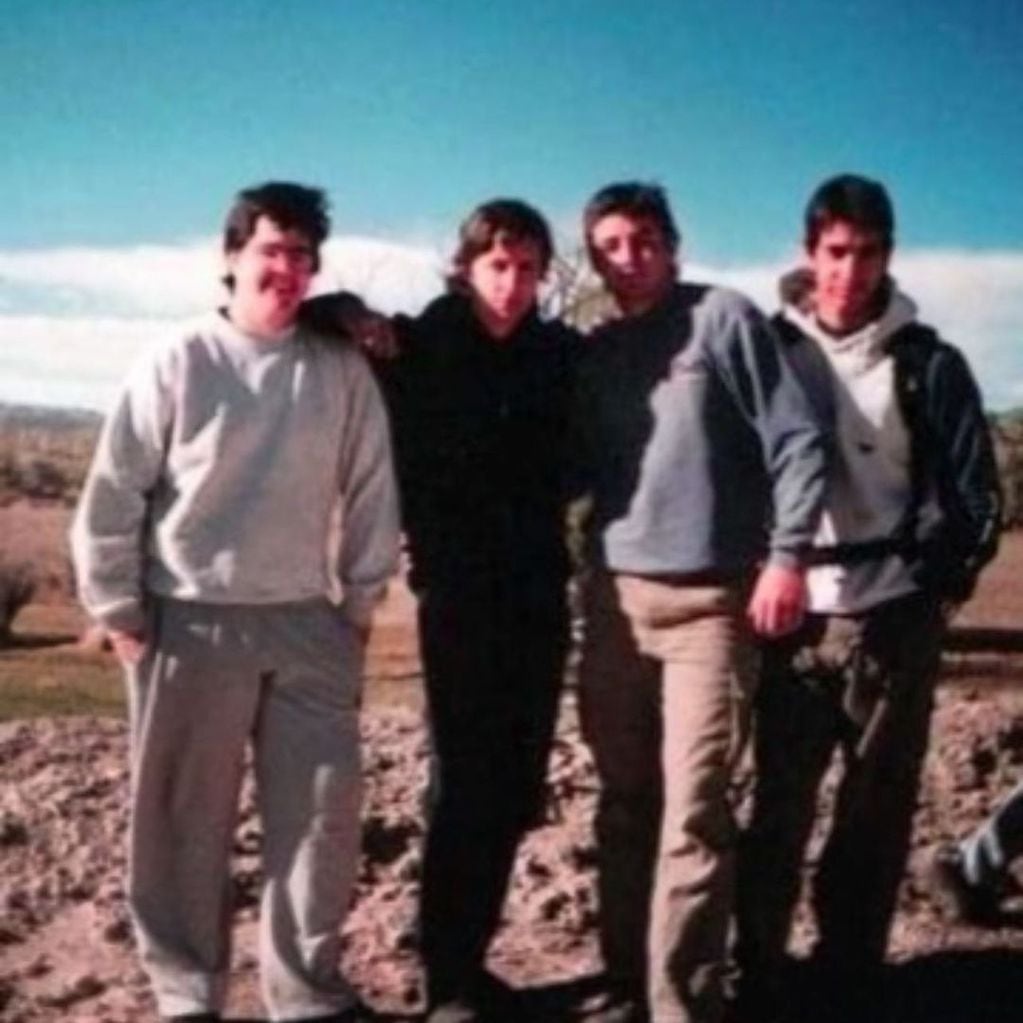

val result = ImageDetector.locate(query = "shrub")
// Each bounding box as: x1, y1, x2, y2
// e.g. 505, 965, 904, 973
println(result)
0, 560, 36, 645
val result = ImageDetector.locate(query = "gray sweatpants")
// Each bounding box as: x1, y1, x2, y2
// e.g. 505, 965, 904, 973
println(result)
124, 596, 364, 1020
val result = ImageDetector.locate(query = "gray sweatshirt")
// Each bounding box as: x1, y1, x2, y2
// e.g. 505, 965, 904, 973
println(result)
577, 283, 827, 577
71, 310, 401, 633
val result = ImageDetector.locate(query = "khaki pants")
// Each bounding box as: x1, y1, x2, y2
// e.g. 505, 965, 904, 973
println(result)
125, 597, 364, 1020
579, 571, 756, 1023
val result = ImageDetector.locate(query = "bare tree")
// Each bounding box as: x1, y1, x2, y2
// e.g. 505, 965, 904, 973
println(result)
541, 246, 614, 330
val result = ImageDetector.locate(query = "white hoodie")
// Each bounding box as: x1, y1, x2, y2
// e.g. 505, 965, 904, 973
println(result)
782, 288, 942, 613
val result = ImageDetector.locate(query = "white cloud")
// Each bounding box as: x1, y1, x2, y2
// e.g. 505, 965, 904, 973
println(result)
0, 236, 445, 319
0, 241, 222, 317
318, 236, 444, 314
0, 315, 171, 411
1, 237, 1021, 411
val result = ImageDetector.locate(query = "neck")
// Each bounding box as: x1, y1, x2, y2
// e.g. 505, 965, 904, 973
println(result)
617, 280, 674, 318
226, 302, 294, 341
472, 301, 526, 341
815, 312, 869, 339
813, 281, 890, 339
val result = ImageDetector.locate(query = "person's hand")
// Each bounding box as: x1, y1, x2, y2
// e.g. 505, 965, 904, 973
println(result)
340, 307, 399, 359
108, 628, 147, 665
747, 563, 806, 638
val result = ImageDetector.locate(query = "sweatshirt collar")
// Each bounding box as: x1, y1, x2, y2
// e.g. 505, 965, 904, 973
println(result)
214, 308, 298, 352
780, 273, 918, 367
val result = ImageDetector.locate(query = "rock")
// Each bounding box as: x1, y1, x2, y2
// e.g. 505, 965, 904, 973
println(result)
36, 971, 106, 1007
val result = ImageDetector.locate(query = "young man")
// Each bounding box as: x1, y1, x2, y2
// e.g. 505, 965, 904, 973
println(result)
71, 182, 400, 1023
574, 182, 828, 1023
307, 199, 578, 1023
736, 174, 1002, 1022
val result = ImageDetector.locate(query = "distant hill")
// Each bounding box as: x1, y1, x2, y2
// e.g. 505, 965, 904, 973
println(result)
0, 403, 102, 433
1, 398, 1022, 527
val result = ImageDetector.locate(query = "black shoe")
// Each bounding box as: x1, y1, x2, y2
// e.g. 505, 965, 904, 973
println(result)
426, 971, 520, 1023
163, 1015, 219, 1023
929, 842, 1002, 925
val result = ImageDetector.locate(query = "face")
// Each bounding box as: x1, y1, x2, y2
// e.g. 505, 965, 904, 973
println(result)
225, 215, 316, 335
807, 220, 890, 335
588, 212, 676, 314
467, 236, 544, 338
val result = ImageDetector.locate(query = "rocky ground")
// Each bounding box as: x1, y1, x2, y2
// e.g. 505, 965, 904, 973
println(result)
3, 525, 1023, 1022
2, 665, 1023, 1023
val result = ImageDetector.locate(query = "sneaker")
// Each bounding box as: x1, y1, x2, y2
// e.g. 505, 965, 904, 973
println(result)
929, 842, 1002, 925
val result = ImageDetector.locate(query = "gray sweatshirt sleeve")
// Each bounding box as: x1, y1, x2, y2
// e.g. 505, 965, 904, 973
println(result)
70, 349, 173, 633
334, 351, 402, 627
708, 294, 828, 567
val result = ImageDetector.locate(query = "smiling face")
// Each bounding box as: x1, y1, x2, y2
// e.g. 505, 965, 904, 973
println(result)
225, 215, 316, 336
807, 219, 890, 335
467, 235, 544, 339
588, 212, 677, 315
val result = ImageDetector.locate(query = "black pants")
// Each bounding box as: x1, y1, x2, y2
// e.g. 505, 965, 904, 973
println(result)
736, 593, 944, 1015
416, 575, 569, 1004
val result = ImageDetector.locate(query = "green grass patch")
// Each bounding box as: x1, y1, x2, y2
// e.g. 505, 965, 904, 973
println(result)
0, 644, 125, 720
0, 605, 425, 721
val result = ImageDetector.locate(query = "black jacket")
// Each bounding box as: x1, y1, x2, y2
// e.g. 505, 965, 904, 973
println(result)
774, 313, 1002, 601
379, 294, 580, 592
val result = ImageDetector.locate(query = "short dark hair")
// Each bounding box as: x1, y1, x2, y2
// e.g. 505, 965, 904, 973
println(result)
222, 181, 330, 284
804, 174, 895, 251
583, 181, 681, 253
449, 199, 554, 287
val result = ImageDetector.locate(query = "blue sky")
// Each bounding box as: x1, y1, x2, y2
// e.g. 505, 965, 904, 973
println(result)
2, 0, 1022, 408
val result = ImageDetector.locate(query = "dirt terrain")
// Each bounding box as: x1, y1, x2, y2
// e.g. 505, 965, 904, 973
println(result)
2, 502, 1023, 1022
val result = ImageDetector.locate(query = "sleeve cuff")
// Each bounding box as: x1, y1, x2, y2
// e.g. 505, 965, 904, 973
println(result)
766, 548, 806, 571
95, 598, 146, 635
338, 582, 388, 629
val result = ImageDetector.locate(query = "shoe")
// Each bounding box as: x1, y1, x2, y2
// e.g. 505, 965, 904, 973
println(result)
425, 971, 520, 1022
425, 997, 479, 1023
929, 842, 1002, 925
163, 1015, 219, 1022
574, 984, 648, 1022
296, 1003, 376, 1023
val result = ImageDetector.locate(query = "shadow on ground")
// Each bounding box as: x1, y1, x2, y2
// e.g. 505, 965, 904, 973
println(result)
887, 948, 1023, 1023
3, 631, 77, 650
771, 946, 1023, 1023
